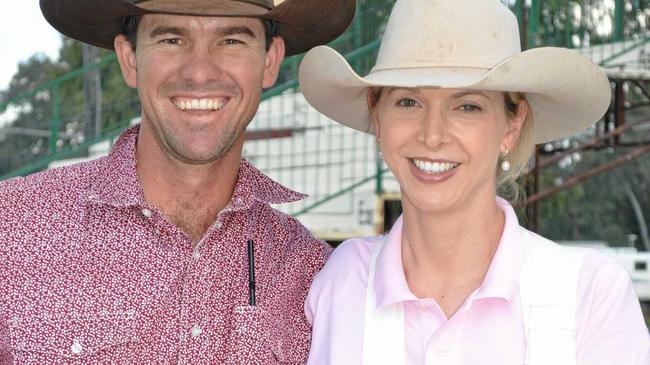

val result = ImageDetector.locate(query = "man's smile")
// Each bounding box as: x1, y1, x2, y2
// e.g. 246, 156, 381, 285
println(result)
171, 97, 230, 111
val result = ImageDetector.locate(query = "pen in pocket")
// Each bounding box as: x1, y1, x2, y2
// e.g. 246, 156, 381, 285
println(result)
247, 239, 256, 306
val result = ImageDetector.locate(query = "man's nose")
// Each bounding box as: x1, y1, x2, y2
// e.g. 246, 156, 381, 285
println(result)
178, 44, 224, 85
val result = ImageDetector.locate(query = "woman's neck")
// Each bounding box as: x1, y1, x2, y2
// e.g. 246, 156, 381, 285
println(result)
400, 194, 505, 318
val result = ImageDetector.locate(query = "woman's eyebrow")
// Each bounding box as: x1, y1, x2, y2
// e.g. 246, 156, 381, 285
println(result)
451, 90, 492, 100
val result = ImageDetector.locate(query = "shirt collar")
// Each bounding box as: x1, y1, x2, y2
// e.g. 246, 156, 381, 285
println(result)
374, 215, 419, 307
373, 197, 525, 307
473, 197, 525, 302
86, 124, 306, 209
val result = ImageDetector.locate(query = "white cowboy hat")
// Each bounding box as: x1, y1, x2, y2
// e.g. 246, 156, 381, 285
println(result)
298, 0, 611, 144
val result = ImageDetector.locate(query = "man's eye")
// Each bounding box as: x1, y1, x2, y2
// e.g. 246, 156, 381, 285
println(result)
160, 38, 182, 45
224, 39, 244, 45
396, 98, 419, 107
458, 104, 482, 112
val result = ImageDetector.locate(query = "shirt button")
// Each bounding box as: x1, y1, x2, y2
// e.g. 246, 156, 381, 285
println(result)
192, 251, 201, 260
215, 222, 222, 230
191, 325, 203, 338
142, 208, 153, 218
435, 346, 448, 357
71, 340, 82, 355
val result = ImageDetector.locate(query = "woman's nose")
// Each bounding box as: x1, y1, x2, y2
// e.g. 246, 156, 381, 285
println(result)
418, 111, 449, 149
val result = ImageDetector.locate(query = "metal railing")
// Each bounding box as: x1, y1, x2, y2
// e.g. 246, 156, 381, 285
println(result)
1, 0, 648, 221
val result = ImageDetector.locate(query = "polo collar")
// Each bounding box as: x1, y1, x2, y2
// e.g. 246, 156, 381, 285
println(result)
373, 197, 525, 308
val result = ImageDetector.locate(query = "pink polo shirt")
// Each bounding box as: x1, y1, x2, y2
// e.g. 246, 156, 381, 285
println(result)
306, 198, 650, 364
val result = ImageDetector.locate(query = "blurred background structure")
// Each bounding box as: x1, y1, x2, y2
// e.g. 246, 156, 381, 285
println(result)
1, 0, 650, 304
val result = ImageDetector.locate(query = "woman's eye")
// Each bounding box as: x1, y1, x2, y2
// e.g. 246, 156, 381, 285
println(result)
458, 104, 482, 112
396, 98, 419, 107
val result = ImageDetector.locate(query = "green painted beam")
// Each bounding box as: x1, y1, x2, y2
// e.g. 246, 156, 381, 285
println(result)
293, 168, 389, 218
528, 0, 541, 48
49, 85, 61, 154
614, 0, 625, 41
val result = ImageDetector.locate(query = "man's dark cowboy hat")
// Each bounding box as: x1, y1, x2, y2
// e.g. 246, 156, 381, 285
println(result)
40, 0, 356, 56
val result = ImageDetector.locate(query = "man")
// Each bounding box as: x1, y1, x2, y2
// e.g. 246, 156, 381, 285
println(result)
0, 0, 354, 363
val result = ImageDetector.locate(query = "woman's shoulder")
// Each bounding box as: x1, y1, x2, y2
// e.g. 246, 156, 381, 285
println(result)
305, 235, 385, 326
313, 235, 385, 287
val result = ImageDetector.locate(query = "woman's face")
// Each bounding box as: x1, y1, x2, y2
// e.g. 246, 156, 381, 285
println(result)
371, 87, 526, 213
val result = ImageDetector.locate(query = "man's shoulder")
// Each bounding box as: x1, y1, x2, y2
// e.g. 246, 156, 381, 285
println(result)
254, 205, 333, 267
0, 157, 107, 212
262, 205, 329, 248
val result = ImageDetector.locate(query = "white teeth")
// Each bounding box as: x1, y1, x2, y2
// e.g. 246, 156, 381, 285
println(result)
174, 98, 227, 111
413, 159, 459, 174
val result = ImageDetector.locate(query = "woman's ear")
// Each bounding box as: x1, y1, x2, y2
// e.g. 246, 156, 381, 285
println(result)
502, 99, 528, 152
367, 88, 381, 139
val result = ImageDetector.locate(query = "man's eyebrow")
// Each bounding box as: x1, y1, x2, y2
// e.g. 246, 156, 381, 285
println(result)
216, 26, 256, 38
149, 26, 188, 38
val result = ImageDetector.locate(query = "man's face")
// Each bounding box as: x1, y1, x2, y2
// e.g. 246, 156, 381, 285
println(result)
115, 14, 284, 164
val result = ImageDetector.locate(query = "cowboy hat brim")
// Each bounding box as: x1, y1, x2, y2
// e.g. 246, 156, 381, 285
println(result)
299, 46, 611, 144
40, 0, 356, 56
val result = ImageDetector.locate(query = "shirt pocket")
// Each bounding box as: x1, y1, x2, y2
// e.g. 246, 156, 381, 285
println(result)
226, 305, 273, 364
225, 306, 310, 364
267, 324, 311, 363
7, 311, 140, 363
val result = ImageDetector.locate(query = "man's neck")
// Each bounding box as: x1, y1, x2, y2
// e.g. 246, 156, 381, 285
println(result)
135, 127, 242, 243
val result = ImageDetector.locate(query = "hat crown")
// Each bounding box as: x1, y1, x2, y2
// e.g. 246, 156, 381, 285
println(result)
373, 0, 521, 72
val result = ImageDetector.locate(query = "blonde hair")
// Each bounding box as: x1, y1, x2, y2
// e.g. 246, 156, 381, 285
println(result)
497, 92, 535, 204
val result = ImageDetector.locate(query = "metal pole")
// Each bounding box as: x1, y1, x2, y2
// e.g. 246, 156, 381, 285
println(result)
614, 0, 625, 42
527, 0, 541, 48
519, 0, 528, 50
614, 80, 626, 145
50, 85, 61, 154
375, 149, 384, 196
527, 144, 650, 204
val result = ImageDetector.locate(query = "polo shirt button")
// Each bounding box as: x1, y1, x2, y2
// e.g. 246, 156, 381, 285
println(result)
71, 340, 82, 354
191, 325, 203, 338
192, 251, 201, 260
435, 346, 448, 357
142, 208, 152, 218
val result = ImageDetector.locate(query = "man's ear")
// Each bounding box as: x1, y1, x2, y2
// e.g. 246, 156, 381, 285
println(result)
262, 36, 286, 88
114, 35, 138, 89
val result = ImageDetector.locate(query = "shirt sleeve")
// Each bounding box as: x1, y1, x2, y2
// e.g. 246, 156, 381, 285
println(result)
575, 251, 650, 365
305, 238, 373, 365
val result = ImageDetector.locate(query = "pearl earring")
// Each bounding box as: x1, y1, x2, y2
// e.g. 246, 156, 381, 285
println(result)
501, 149, 511, 172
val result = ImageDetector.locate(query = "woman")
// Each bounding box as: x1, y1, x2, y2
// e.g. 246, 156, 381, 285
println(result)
298, 0, 650, 364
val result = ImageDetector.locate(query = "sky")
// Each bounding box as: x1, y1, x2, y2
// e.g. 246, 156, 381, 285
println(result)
0, 1, 62, 92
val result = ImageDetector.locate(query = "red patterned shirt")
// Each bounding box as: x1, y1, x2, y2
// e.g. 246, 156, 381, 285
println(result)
0, 125, 331, 364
